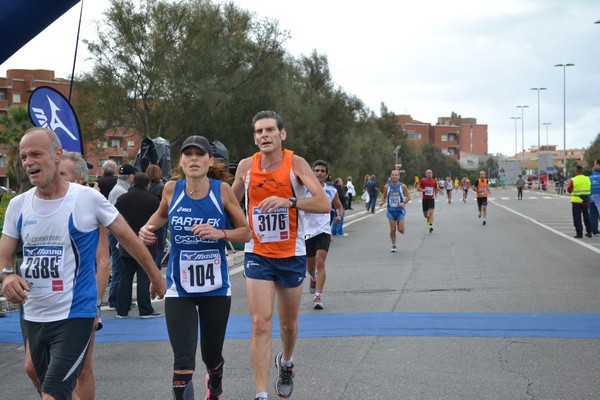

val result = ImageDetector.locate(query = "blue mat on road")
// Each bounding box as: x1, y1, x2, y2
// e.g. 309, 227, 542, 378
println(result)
2, 312, 600, 344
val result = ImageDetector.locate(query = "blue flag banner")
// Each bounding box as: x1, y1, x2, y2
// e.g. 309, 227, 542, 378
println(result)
28, 86, 83, 154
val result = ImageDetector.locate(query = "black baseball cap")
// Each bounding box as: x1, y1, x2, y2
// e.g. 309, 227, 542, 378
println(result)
119, 164, 137, 175
181, 135, 211, 154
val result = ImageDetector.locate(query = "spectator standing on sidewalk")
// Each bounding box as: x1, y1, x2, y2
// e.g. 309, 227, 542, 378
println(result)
96, 159, 118, 199
365, 175, 379, 214
107, 164, 137, 309
567, 165, 592, 238
331, 178, 348, 236
345, 176, 356, 210
114, 173, 162, 318
146, 164, 167, 269
588, 160, 600, 237
516, 175, 525, 200
557, 172, 566, 195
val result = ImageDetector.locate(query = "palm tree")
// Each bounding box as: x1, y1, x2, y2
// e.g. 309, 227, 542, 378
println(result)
0, 106, 33, 193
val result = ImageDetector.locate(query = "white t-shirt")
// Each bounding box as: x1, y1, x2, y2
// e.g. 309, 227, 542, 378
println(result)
3, 183, 119, 322
301, 184, 337, 238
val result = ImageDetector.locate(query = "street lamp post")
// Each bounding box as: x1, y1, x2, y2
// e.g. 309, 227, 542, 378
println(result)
511, 116, 521, 181
542, 122, 552, 146
394, 145, 402, 169
554, 63, 575, 177
531, 87, 547, 186
516, 105, 529, 166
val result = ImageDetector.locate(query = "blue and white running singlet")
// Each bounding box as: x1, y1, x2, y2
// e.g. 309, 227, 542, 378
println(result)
386, 182, 405, 210
2, 183, 118, 322
166, 179, 231, 297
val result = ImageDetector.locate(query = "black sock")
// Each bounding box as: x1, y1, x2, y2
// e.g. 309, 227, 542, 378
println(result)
172, 372, 194, 400
207, 359, 224, 396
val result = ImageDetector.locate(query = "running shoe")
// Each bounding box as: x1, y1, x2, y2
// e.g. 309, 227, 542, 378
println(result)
313, 294, 323, 310
140, 312, 163, 319
309, 276, 316, 294
429, 226, 433, 233
478, 212, 481, 218
483, 220, 486, 226
274, 352, 294, 398
255, 397, 268, 400
204, 367, 223, 400
390, 245, 397, 253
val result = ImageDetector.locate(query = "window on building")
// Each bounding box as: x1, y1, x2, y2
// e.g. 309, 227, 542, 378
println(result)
111, 138, 121, 148
128, 140, 135, 148
441, 135, 448, 142
97, 159, 107, 169
99, 140, 108, 148
406, 130, 422, 141
0, 91, 5, 101
447, 148, 455, 155
12, 93, 21, 103
449, 134, 456, 142
0, 157, 5, 168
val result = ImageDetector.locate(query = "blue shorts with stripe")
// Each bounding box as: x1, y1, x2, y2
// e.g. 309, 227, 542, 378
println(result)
243, 253, 307, 288
386, 208, 406, 221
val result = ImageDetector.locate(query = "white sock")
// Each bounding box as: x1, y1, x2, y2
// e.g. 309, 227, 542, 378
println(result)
256, 391, 268, 399
281, 358, 293, 367
315, 292, 321, 297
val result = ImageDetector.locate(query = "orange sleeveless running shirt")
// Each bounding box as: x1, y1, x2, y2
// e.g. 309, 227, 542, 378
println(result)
475, 179, 489, 198
243, 149, 306, 258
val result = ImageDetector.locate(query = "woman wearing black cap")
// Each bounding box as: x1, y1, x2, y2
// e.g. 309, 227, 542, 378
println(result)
139, 135, 251, 400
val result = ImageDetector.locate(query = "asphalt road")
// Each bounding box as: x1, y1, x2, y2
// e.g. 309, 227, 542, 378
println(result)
1, 187, 599, 399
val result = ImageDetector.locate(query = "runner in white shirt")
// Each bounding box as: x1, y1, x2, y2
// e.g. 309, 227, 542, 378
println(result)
302, 160, 343, 310
0, 128, 166, 400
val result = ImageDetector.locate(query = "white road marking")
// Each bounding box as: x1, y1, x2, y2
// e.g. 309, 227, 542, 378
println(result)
491, 200, 600, 255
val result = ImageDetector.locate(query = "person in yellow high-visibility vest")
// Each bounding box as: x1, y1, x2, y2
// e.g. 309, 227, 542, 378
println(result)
567, 165, 592, 238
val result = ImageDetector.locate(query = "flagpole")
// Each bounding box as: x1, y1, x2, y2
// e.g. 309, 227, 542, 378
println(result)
69, 0, 84, 102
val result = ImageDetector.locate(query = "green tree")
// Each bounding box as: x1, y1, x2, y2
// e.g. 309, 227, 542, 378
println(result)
566, 157, 578, 177
478, 156, 499, 179
584, 132, 600, 167
76, 0, 290, 160
0, 106, 33, 192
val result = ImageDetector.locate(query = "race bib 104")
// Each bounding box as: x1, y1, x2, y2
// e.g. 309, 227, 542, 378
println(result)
179, 249, 223, 293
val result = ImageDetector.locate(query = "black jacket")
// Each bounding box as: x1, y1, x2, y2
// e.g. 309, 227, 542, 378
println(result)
114, 186, 161, 258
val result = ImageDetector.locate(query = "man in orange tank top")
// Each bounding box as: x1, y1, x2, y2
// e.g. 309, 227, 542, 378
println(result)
232, 111, 330, 400
472, 170, 491, 226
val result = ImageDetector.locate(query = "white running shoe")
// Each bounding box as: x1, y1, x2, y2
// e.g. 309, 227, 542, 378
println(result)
313, 294, 323, 310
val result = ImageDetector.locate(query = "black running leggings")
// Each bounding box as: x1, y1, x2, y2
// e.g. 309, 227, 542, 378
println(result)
165, 296, 231, 371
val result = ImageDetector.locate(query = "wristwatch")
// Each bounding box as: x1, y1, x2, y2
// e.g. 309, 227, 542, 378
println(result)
1, 267, 16, 282
288, 197, 297, 208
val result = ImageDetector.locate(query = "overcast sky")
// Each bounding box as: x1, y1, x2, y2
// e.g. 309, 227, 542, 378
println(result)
2, 0, 599, 156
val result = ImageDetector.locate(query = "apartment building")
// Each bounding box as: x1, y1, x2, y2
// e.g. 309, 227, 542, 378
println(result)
397, 112, 488, 164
